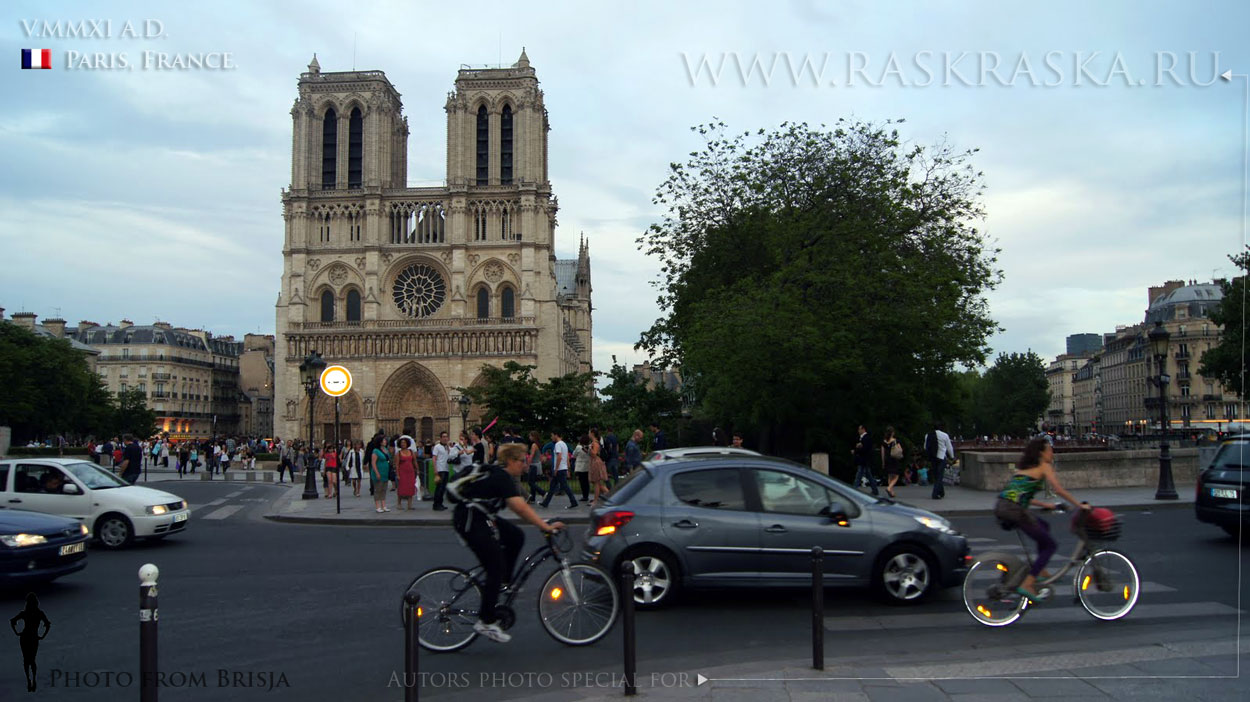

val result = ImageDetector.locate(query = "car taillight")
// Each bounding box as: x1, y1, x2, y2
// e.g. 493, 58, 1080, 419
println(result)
595, 510, 635, 536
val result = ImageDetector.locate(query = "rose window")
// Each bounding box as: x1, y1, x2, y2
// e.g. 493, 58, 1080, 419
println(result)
392, 264, 446, 318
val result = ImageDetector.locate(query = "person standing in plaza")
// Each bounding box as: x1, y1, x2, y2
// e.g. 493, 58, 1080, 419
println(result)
277, 441, 294, 483
525, 430, 543, 503
731, 431, 746, 449
370, 435, 392, 513
119, 434, 144, 485
924, 422, 955, 500
540, 430, 578, 510
322, 441, 339, 499
188, 443, 198, 474
880, 426, 903, 498
624, 429, 644, 474
851, 424, 879, 497
342, 439, 365, 497
177, 442, 190, 478
572, 434, 591, 502
588, 428, 610, 507
470, 428, 487, 465
395, 436, 419, 510
650, 423, 666, 453
159, 440, 170, 467
431, 431, 460, 511
603, 428, 620, 483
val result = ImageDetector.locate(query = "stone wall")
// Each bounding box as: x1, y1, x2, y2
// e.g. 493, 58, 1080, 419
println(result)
0, 426, 9, 458
959, 449, 1200, 491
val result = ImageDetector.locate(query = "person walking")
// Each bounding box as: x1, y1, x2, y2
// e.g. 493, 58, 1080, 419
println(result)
851, 424, 879, 496
343, 440, 365, 497
603, 428, 620, 483
540, 430, 578, 510
525, 430, 544, 503
120, 434, 144, 485
188, 443, 198, 474
880, 426, 903, 498
650, 423, 666, 452
924, 422, 956, 500
177, 442, 190, 479
370, 435, 392, 513
624, 429, 644, 474
573, 434, 591, 502
323, 441, 340, 499
395, 436, 419, 510
588, 428, 610, 507
431, 431, 460, 511
277, 441, 294, 483
159, 440, 170, 468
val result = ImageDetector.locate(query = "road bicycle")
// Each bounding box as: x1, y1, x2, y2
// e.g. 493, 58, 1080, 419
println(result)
962, 505, 1140, 627
404, 522, 619, 651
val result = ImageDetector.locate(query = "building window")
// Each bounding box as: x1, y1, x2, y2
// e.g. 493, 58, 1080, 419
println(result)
476, 288, 489, 319
322, 108, 338, 189
501, 105, 513, 185
320, 290, 335, 322
476, 105, 488, 186
346, 289, 362, 322
501, 207, 510, 240
501, 286, 515, 319
348, 108, 363, 189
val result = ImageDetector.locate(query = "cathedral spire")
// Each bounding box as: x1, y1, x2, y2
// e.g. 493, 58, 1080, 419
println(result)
515, 47, 530, 68
308, 53, 321, 74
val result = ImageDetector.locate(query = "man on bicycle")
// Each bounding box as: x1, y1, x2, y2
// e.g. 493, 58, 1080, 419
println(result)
994, 437, 1091, 603
451, 442, 564, 643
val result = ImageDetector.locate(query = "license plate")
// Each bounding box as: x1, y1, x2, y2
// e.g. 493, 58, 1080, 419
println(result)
1211, 488, 1239, 499
173, 512, 189, 523
59, 542, 85, 556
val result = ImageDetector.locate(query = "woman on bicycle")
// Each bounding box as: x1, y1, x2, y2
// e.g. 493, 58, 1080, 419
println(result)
995, 438, 1091, 602
453, 443, 564, 643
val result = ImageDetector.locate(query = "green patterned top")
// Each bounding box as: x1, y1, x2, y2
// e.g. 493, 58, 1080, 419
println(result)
999, 472, 1044, 506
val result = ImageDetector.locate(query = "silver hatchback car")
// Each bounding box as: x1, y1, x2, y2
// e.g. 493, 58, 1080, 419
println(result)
583, 456, 971, 608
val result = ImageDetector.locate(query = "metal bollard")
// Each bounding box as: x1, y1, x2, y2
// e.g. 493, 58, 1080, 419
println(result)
139, 563, 159, 702
811, 546, 824, 671
402, 587, 420, 702
621, 561, 637, 696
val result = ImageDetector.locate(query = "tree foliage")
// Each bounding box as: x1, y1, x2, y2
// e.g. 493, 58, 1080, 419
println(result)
457, 361, 599, 436
0, 323, 152, 442
597, 362, 683, 436
976, 352, 1050, 437
637, 120, 1001, 455
1199, 249, 1248, 398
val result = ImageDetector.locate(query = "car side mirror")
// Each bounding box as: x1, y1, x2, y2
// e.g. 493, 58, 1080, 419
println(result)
62, 483, 82, 495
820, 505, 851, 527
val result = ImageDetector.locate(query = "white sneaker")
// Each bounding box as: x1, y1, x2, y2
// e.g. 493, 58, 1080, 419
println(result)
383, 507, 391, 512
473, 620, 511, 643
375, 507, 383, 513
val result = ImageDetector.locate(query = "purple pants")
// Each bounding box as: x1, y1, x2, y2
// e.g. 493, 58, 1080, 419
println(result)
1018, 516, 1056, 576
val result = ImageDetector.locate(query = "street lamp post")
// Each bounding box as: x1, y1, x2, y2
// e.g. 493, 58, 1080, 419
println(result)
1148, 321, 1177, 500
458, 395, 472, 435
299, 351, 326, 500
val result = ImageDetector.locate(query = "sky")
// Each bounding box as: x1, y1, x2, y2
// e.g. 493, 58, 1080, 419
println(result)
1, 0, 1246, 374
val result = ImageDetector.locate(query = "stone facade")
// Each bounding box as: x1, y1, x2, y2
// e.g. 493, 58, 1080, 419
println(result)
239, 334, 275, 437
275, 51, 592, 445
1044, 353, 1089, 432
960, 448, 1201, 491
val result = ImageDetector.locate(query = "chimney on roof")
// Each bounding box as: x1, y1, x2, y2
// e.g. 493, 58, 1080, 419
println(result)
43, 318, 66, 338
11, 312, 36, 331
119, 319, 134, 329
77, 320, 96, 334
1147, 280, 1185, 306
153, 321, 173, 330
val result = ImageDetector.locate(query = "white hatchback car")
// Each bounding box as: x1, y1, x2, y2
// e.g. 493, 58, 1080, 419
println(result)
0, 458, 190, 549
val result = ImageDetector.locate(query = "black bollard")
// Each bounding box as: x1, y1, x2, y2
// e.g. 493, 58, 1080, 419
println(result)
403, 587, 420, 702
621, 561, 637, 696
811, 546, 824, 671
139, 563, 159, 702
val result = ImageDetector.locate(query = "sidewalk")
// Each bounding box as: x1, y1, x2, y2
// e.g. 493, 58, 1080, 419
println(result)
262, 476, 1195, 527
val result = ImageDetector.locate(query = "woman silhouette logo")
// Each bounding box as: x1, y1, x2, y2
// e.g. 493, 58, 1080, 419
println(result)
10, 593, 50, 692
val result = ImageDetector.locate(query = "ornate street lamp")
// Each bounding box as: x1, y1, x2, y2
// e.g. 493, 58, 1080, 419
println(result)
299, 351, 326, 500
1148, 321, 1177, 500
458, 395, 472, 431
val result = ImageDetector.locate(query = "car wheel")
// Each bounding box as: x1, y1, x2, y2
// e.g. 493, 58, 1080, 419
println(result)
875, 545, 936, 605
96, 514, 134, 550
621, 547, 680, 609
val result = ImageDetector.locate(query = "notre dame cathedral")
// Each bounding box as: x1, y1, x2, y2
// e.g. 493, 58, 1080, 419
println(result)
275, 50, 592, 444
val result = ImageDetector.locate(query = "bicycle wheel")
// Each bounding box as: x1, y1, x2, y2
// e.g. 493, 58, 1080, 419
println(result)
406, 567, 482, 652
962, 558, 1027, 627
1075, 550, 1139, 621
538, 564, 619, 645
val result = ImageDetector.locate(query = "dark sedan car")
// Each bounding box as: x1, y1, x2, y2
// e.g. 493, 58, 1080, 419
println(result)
0, 509, 90, 587
1196, 436, 1249, 537
583, 456, 971, 608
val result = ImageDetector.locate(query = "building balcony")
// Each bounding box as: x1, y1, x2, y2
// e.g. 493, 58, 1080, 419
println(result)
288, 317, 536, 331
152, 372, 172, 380
151, 392, 171, 399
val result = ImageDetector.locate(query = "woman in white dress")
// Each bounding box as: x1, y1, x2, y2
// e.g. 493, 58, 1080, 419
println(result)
342, 440, 366, 497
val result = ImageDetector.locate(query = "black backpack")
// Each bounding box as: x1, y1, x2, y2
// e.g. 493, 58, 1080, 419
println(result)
925, 431, 939, 460
445, 463, 489, 506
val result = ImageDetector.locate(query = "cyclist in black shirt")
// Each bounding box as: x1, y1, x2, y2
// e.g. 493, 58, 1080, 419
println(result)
453, 443, 564, 643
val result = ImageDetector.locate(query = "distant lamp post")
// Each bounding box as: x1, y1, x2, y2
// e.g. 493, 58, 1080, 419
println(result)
1148, 321, 1177, 500
458, 395, 472, 431
299, 351, 326, 500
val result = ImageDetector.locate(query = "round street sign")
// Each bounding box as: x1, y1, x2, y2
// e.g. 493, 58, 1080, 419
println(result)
320, 365, 352, 397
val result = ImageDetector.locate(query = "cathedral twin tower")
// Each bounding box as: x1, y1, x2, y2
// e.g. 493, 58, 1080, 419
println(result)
275, 50, 592, 444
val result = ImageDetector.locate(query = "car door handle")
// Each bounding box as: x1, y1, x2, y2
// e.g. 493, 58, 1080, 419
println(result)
764, 525, 788, 534
672, 519, 698, 529
7, 499, 21, 504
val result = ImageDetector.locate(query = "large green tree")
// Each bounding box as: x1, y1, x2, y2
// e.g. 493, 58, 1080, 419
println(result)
1199, 249, 1248, 398
111, 388, 158, 439
597, 361, 683, 437
457, 362, 600, 437
976, 352, 1050, 437
637, 120, 1000, 456
0, 323, 115, 442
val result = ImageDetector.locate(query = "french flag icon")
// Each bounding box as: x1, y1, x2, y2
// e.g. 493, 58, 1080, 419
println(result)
22, 49, 52, 69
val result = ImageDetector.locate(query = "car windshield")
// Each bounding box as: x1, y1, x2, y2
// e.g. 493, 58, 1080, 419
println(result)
63, 462, 130, 489
1211, 443, 1250, 471
603, 467, 653, 505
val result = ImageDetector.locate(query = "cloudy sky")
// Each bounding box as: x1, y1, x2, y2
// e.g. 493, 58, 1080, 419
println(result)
2, 0, 1246, 373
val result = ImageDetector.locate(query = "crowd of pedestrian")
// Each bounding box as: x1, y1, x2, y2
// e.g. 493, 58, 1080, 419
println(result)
849, 421, 957, 501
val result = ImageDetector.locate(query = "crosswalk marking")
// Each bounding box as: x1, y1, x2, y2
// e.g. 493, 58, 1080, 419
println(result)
885, 637, 1238, 679
824, 601, 1237, 632
201, 505, 244, 520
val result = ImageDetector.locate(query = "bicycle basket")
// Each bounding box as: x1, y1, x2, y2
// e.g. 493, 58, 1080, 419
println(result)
1076, 507, 1121, 541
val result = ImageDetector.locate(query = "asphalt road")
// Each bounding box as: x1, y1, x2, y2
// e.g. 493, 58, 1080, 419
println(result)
0, 481, 1245, 701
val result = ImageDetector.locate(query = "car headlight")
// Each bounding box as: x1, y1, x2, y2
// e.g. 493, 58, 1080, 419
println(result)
0, 534, 48, 548
146, 505, 169, 515
80, 524, 89, 536
913, 515, 957, 534
180, 500, 187, 510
